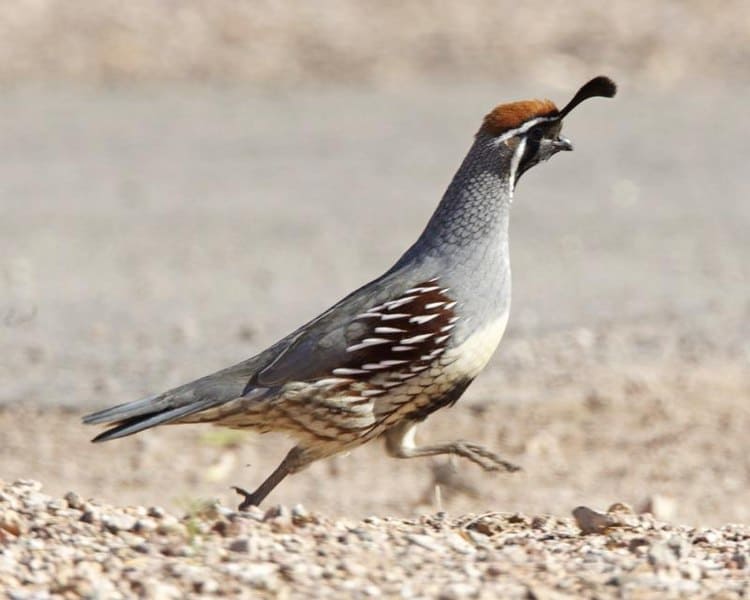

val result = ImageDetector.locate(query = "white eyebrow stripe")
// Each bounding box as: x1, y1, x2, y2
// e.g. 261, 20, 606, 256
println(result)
491, 115, 558, 145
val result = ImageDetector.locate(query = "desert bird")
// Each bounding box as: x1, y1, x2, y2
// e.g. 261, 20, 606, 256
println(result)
84, 77, 616, 509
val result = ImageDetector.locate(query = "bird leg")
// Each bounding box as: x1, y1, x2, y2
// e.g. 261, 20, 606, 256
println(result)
233, 445, 307, 510
384, 420, 520, 473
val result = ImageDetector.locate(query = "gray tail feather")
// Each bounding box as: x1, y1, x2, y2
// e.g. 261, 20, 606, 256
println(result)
82, 392, 169, 426
82, 367, 260, 442
86, 398, 223, 442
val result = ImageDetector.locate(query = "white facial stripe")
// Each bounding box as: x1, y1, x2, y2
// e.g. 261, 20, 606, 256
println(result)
508, 137, 527, 200
491, 115, 557, 146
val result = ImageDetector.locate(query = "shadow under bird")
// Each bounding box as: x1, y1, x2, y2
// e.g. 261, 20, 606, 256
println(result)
84, 76, 617, 509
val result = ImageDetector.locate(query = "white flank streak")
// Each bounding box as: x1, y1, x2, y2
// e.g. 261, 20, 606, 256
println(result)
356, 312, 382, 319
347, 338, 390, 352
381, 313, 411, 321
424, 302, 445, 310
361, 389, 386, 397
316, 378, 347, 386
395, 373, 416, 380
441, 324, 456, 332
332, 368, 368, 376
435, 334, 450, 344
381, 359, 409, 367
392, 345, 413, 352
401, 333, 434, 345
382, 381, 402, 388
362, 359, 408, 370
410, 314, 439, 324
448, 317, 460, 324
374, 326, 406, 334
404, 285, 441, 294
443, 301, 457, 310
410, 365, 429, 373
385, 296, 417, 309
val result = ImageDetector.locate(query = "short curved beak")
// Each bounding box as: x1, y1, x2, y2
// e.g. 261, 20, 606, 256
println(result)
553, 136, 573, 152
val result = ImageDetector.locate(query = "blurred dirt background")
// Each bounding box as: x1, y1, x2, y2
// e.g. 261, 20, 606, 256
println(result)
0, 1, 749, 529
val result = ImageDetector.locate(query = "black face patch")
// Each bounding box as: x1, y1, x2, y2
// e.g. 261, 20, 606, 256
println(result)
517, 121, 564, 179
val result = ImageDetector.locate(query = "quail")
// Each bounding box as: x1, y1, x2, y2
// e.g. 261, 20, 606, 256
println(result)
84, 76, 617, 509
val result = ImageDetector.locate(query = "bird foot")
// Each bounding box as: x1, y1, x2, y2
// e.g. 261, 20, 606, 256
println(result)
232, 486, 262, 511
453, 441, 521, 473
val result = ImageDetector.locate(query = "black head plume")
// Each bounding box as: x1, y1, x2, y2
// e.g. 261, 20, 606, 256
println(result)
557, 76, 617, 120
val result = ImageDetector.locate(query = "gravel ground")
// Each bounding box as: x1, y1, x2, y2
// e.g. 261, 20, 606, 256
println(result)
2, 479, 749, 599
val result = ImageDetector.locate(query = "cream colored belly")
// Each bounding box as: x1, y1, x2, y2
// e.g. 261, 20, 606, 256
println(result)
442, 309, 510, 380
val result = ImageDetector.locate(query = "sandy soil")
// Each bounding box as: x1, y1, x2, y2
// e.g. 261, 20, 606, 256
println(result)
0, 85, 749, 532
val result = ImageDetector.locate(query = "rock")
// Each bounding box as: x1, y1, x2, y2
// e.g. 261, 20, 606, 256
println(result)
80, 506, 101, 524
63, 491, 85, 510
147, 506, 166, 519
101, 514, 136, 533
572, 506, 617, 535
0, 510, 27, 537
607, 502, 635, 515
228, 537, 251, 553
133, 518, 157, 533
728, 552, 747, 570
291, 504, 309, 520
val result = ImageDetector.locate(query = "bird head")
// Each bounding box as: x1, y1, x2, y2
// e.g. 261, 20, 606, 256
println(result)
477, 76, 617, 183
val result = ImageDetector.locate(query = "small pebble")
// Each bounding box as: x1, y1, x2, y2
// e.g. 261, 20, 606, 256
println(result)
572, 506, 617, 535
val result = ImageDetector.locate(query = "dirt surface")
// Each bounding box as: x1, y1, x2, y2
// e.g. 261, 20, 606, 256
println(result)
0, 84, 749, 598
2, 480, 750, 599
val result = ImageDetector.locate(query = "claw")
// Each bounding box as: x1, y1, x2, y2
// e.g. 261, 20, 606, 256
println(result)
455, 442, 521, 473
232, 486, 261, 511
